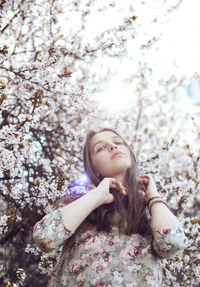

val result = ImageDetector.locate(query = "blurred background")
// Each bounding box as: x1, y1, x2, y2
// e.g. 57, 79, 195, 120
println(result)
0, 0, 199, 286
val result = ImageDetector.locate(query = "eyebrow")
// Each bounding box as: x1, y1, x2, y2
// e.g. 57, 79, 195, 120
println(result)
92, 135, 121, 151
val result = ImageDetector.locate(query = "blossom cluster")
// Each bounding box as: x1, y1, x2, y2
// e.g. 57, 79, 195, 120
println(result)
0, 0, 199, 286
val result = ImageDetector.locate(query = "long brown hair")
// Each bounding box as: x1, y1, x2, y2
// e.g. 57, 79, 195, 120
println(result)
56, 128, 152, 237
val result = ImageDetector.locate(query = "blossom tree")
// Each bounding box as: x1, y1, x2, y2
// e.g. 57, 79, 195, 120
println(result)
0, 0, 199, 286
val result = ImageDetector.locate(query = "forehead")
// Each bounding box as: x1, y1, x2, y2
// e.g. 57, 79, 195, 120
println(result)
90, 131, 121, 149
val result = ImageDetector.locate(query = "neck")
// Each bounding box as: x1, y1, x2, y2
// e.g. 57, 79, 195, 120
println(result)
113, 173, 126, 186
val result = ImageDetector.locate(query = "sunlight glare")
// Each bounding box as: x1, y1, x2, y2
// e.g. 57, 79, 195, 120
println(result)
93, 80, 134, 113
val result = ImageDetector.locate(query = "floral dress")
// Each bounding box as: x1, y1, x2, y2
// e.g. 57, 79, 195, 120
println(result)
33, 207, 188, 287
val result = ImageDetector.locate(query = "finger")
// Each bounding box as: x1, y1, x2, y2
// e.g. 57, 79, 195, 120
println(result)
139, 175, 150, 178
121, 189, 127, 195
116, 181, 127, 193
119, 186, 127, 195
111, 181, 123, 191
110, 178, 123, 188
111, 181, 127, 195
109, 180, 119, 189
138, 178, 148, 182
138, 189, 145, 198
138, 185, 146, 191
138, 179, 149, 185
138, 182, 145, 187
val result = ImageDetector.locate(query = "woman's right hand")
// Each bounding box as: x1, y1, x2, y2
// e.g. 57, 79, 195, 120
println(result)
93, 177, 127, 205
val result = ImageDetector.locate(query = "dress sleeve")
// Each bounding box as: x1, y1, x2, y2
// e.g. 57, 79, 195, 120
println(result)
33, 207, 74, 253
152, 225, 189, 259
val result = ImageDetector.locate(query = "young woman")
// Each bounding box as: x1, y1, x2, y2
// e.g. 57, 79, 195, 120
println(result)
33, 128, 188, 287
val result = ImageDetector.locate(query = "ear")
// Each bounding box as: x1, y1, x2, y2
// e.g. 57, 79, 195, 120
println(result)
96, 172, 102, 178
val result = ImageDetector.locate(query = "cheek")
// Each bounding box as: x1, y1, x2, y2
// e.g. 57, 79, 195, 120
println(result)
93, 155, 105, 168
126, 151, 132, 165
91, 154, 103, 169
92, 154, 110, 175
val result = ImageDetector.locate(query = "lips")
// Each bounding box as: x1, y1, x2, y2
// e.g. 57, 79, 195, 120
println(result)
112, 151, 124, 158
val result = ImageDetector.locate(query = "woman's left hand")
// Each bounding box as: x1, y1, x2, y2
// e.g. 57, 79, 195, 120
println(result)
138, 174, 160, 203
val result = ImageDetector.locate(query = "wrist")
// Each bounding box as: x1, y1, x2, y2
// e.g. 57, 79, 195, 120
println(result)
146, 195, 161, 206
87, 188, 103, 208
148, 198, 170, 216
146, 192, 160, 203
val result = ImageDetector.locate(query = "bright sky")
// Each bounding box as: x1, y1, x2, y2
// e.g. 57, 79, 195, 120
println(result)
68, 0, 200, 112
6, 0, 199, 113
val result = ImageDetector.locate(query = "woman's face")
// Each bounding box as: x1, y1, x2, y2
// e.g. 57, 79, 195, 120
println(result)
90, 131, 132, 178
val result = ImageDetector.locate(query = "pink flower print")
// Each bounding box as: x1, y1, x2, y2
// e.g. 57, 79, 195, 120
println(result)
84, 235, 101, 249
74, 266, 82, 276
98, 265, 104, 271
107, 240, 114, 246
36, 222, 43, 231
111, 226, 118, 232
91, 261, 100, 270
102, 250, 113, 262
69, 259, 82, 276
81, 253, 88, 259
120, 245, 141, 260
122, 258, 129, 265
147, 247, 153, 255
94, 280, 105, 286
40, 219, 44, 225
40, 241, 47, 251
147, 247, 154, 259
163, 228, 171, 234
82, 233, 91, 241
94, 252, 99, 259
98, 234, 107, 241
91, 261, 106, 273
147, 270, 153, 277
134, 247, 141, 255
80, 253, 89, 266
143, 236, 149, 245
54, 219, 60, 226
128, 263, 142, 273
125, 246, 135, 259
128, 237, 141, 248
106, 233, 115, 245
81, 259, 87, 267
126, 282, 138, 287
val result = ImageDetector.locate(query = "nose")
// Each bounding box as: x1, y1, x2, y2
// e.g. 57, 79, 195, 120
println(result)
109, 142, 118, 151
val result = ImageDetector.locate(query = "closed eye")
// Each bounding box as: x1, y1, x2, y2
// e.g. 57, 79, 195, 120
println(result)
97, 146, 106, 152
97, 142, 123, 152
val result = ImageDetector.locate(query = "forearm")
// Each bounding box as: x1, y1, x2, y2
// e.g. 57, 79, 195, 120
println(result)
33, 208, 74, 252
150, 201, 180, 230
62, 188, 101, 232
150, 202, 189, 258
